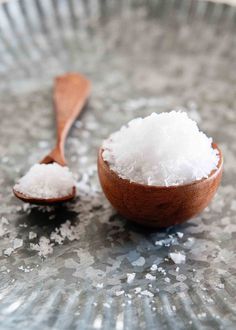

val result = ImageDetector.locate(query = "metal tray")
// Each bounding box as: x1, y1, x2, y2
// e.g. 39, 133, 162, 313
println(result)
0, 0, 236, 329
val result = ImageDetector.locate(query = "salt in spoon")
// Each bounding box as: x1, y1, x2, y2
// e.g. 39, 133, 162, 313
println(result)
13, 73, 91, 204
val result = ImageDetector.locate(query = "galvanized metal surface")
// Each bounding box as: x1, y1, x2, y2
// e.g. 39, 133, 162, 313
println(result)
0, 0, 236, 329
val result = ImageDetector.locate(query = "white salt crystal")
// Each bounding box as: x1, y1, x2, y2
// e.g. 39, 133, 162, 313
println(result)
141, 290, 154, 298
29, 232, 37, 240
103, 303, 110, 308
115, 290, 125, 296
4, 248, 14, 256
134, 287, 142, 294
164, 277, 171, 283
96, 283, 104, 288
13, 238, 23, 249
216, 283, 224, 289
19, 223, 27, 228
145, 273, 156, 281
177, 232, 184, 238
14, 163, 75, 199
0, 217, 9, 237
169, 252, 186, 264
50, 220, 80, 244
103, 111, 219, 186
157, 267, 166, 275
127, 273, 136, 283
30, 237, 53, 257
131, 256, 145, 266
150, 264, 158, 271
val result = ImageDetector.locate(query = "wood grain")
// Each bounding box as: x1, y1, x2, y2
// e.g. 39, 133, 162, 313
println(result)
97, 143, 223, 228
41, 73, 91, 166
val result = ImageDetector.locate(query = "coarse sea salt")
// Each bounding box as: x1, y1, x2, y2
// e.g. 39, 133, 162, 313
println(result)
127, 273, 136, 283
169, 252, 186, 264
102, 111, 219, 186
14, 163, 75, 199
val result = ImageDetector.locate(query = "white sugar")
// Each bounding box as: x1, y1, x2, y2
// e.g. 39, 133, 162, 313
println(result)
14, 163, 75, 199
169, 252, 186, 264
103, 111, 219, 186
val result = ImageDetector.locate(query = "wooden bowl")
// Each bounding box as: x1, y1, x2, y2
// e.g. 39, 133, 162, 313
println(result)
97, 144, 223, 228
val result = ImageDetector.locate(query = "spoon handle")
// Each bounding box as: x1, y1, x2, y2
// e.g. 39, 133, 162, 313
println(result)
41, 73, 91, 165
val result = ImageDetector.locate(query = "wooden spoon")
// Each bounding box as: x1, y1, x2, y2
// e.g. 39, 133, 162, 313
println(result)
13, 73, 91, 204
98, 143, 223, 228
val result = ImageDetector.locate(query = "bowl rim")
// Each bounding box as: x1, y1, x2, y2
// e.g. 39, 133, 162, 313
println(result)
98, 142, 223, 190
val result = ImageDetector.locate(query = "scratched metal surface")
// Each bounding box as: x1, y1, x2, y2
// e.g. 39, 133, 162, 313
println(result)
0, 0, 236, 329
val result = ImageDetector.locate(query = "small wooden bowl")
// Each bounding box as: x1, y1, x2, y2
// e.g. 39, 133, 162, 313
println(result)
97, 144, 223, 228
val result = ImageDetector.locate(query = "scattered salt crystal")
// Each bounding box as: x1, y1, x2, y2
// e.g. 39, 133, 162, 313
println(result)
0, 217, 9, 237
50, 220, 80, 244
216, 283, 224, 289
50, 230, 64, 245
141, 290, 154, 298
176, 267, 180, 272
18, 265, 30, 273
96, 283, 104, 288
13, 238, 23, 249
115, 290, 125, 296
14, 163, 75, 199
169, 252, 186, 264
150, 264, 157, 271
145, 273, 156, 281
4, 248, 14, 256
164, 277, 171, 283
29, 232, 37, 240
127, 273, 136, 283
177, 232, 184, 238
19, 223, 27, 228
0, 217, 8, 225
103, 303, 110, 308
103, 111, 219, 186
131, 256, 145, 266
30, 237, 53, 257
157, 267, 166, 275
59, 220, 80, 241
172, 305, 177, 312
134, 287, 142, 294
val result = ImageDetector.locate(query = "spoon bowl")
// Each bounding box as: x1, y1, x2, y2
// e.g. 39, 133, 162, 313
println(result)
13, 186, 76, 204
97, 143, 223, 228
